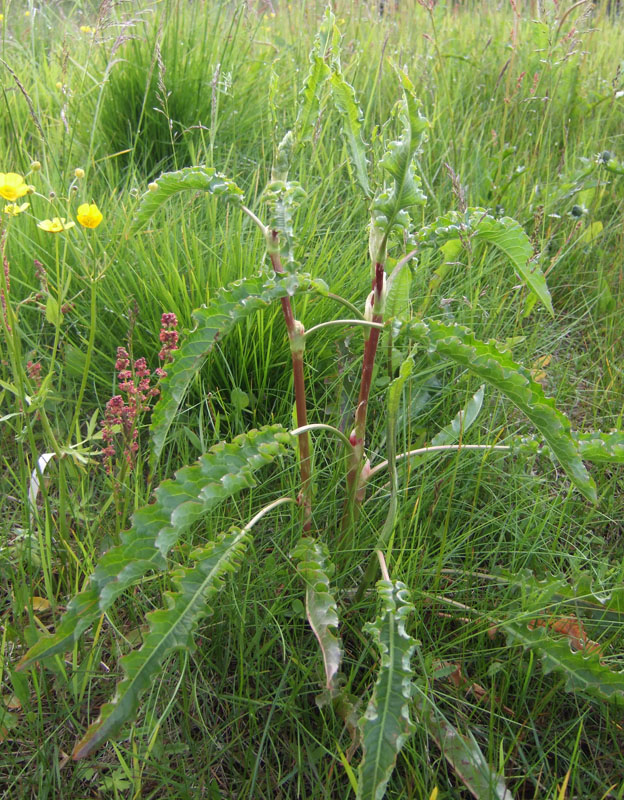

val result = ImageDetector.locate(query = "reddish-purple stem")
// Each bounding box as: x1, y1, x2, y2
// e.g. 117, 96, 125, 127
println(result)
342, 262, 386, 528
269, 239, 312, 530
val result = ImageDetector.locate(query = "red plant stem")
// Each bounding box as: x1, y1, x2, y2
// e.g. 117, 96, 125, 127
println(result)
269, 240, 312, 530
343, 262, 386, 527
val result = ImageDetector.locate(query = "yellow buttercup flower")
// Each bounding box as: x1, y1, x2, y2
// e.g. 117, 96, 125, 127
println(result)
76, 203, 103, 229
37, 217, 75, 233
4, 203, 30, 216
80, 26, 94, 33
0, 173, 29, 202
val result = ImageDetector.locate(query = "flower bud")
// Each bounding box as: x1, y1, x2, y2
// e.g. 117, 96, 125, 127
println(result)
26, 185, 36, 195
49, 191, 56, 199
74, 167, 85, 179
30, 160, 42, 172
148, 182, 158, 192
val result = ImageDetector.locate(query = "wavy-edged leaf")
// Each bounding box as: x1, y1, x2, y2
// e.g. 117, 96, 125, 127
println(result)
417, 208, 552, 315
357, 580, 417, 800
330, 70, 371, 197
150, 272, 328, 465
572, 430, 624, 464
498, 568, 624, 624
415, 690, 513, 800
371, 69, 427, 252
431, 384, 485, 446
295, 6, 338, 143
17, 426, 293, 670
472, 215, 553, 317
406, 319, 597, 502
503, 618, 624, 705
292, 537, 342, 701
132, 166, 243, 231
72, 526, 251, 759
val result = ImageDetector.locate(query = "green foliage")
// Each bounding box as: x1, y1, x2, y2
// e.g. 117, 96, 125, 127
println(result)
414, 692, 513, 800
18, 426, 293, 670
6, 4, 624, 796
263, 131, 307, 270
295, 6, 338, 144
418, 208, 553, 315
431, 384, 485, 447
149, 272, 328, 465
330, 69, 371, 198
503, 620, 624, 705
357, 580, 417, 800
72, 526, 251, 759
572, 430, 624, 464
405, 318, 597, 502
132, 166, 243, 231
384, 259, 413, 322
371, 70, 428, 259
292, 537, 342, 701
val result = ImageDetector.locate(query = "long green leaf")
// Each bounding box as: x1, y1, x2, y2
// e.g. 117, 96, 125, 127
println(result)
72, 527, 251, 759
503, 619, 624, 705
415, 690, 513, 800
149, 272, 328, 465
131, 166, 243, 231
417, 209, 553, 315
371, 69, 427, 253
472, 215, 553, 317
431, 384, 485, 446
406, 319, 597, 502
498, 567, 624, 625
17, 426, 293, 670
295, 6, 338, 143
357, 580, 417, 800
330, 70, 371, 197
292, 537, 342, 701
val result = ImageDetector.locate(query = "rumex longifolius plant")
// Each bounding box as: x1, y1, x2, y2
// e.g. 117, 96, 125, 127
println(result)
16, 8, 624, 798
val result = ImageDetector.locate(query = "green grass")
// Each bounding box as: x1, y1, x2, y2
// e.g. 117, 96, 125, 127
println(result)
1, 0, 624, 797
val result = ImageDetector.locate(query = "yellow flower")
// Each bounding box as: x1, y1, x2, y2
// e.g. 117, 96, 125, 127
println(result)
4, 203, 30, 216
37, 217, 75, 233
80, 25, 94, 33
0, 14, 4, 22
76, 203, 103, 229
0, 173, 29, 202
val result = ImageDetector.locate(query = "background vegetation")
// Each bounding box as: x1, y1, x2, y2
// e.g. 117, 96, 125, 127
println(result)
1, 0, 623, 797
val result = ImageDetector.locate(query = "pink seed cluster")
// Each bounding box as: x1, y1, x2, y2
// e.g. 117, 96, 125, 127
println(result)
158, 312, 179, 371
101, 313, 179, 472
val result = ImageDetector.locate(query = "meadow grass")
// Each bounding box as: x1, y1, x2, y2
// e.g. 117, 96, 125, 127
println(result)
1, 1, 623, 797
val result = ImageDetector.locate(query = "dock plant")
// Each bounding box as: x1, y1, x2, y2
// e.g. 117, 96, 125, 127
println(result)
15, 9, 624, 798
